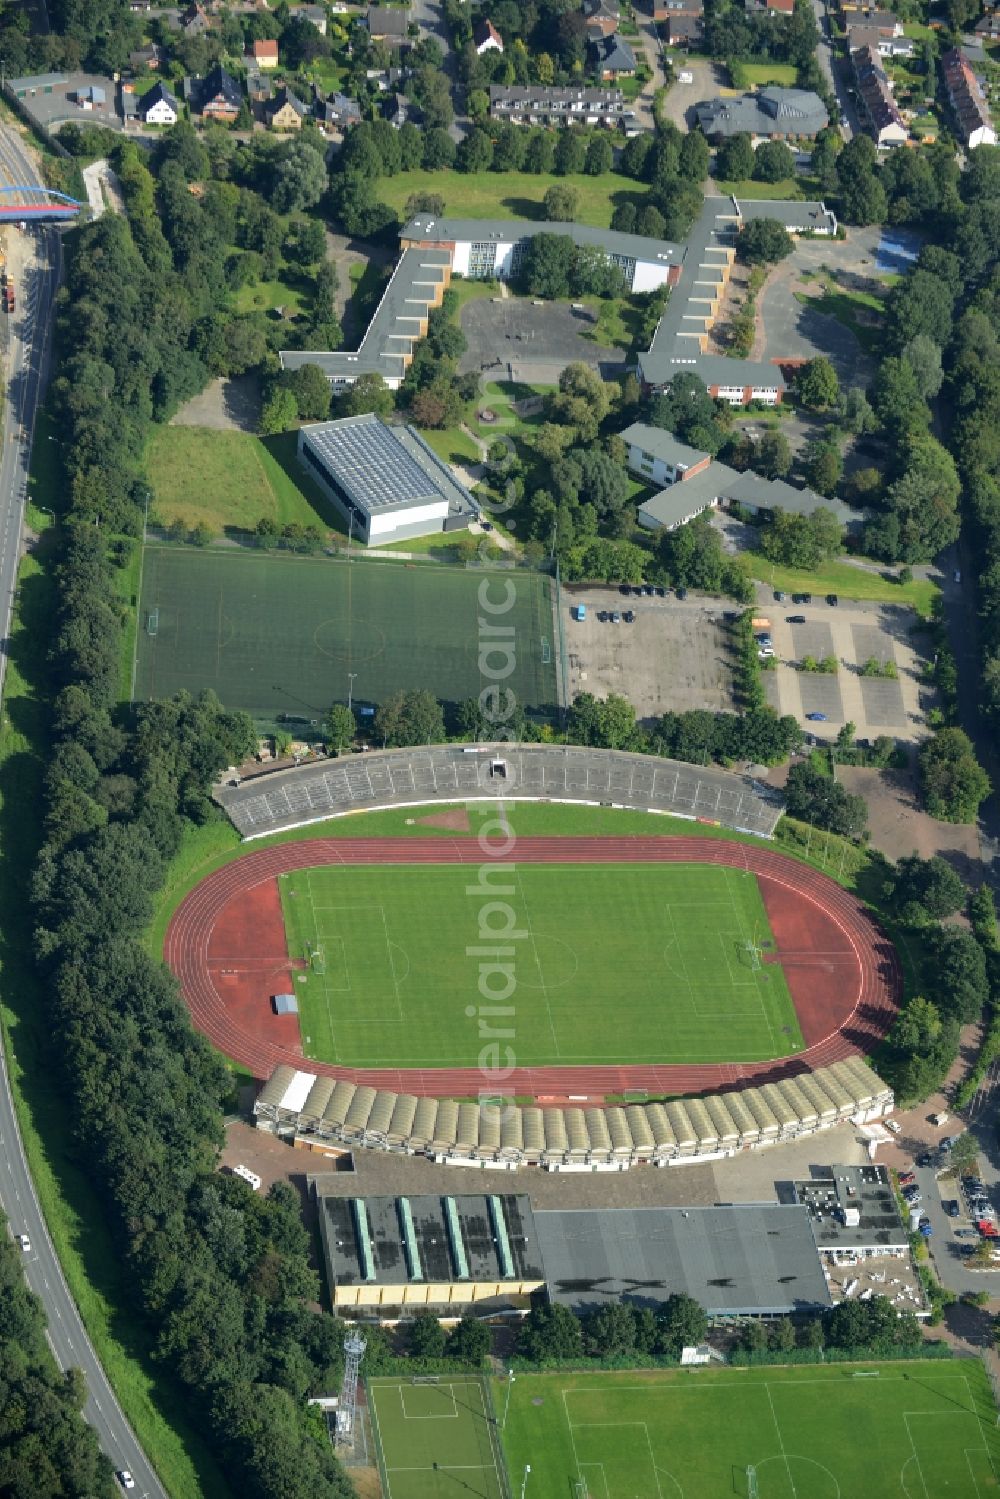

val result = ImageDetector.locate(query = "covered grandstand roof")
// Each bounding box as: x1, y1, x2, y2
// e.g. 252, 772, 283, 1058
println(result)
253, 1057, 893, 1167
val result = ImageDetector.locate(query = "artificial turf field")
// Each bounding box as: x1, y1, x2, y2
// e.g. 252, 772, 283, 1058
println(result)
133, 546, 559, 720
496, 1363, 1000, 1499
277, 861, 803, 1068
368, 1377, 506, 1499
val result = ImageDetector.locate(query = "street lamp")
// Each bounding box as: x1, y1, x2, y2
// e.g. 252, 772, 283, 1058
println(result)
502, 1369, 515, 1430
520, 1463, 531, 1499
347, 672, 357, 712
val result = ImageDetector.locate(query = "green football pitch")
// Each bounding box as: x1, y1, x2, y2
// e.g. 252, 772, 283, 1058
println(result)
368, 1377, 507, 1499
132, 546, 559, 720
496, 1362, 1000, 1499
277, 861, 803, 1068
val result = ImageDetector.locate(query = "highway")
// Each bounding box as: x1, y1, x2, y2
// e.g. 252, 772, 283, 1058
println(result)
0, 122, 170, 1499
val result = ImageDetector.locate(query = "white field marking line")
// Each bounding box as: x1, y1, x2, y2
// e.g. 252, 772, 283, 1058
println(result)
579, 1464, 610, 1499
961, 1372, 1000, 1483
369, 1384, 395, 1499
398, 1383, 458, 1420
305, 871, 343, 1064
478, 1379, 509, 1495
964, 1448, 985, 1499
378, 905, 406, 1023
513, 866, 562, 1057
901, 1414, 931, 1499
765, 1383, 798, 1499
723, 870, 779, 1056
563, 1388, 590, 1495
643, 1423, 665, 1499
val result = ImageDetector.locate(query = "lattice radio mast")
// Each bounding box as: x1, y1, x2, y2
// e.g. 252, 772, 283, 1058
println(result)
336, 1332, 367, 1446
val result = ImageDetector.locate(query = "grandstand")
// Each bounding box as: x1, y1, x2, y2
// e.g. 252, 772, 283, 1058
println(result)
253, 1057, 893, 1169
216, 743, 783, 840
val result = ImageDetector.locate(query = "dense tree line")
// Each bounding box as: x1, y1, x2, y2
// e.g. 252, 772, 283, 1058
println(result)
33, 145, 366, 1497
567, 690, 802, 766
0, 1213, 115, 1497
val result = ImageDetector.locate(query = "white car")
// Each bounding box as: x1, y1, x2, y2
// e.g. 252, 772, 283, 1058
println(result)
16, 1233, 30, 1252
116, 1472, 135, 1492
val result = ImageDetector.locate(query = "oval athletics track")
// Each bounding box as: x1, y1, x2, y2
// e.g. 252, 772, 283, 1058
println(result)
164, 837, 902, 1098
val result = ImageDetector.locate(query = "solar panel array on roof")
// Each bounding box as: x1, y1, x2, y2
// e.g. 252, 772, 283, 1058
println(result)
255, 1061, 895, 1167
302, 414, 441, 514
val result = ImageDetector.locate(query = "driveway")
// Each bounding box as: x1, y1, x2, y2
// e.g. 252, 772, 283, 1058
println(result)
755, 234, 883, 390
633, 12, 669, 130
811, 0, 861, 138
659, 57, 727, 132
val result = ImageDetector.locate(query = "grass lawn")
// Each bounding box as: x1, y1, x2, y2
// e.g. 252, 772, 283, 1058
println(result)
145, 426, 344, 536
2, 409, 234, 1499
369, 1377, 506, 1499
715, 176, 805, 200
751, 552, 938, 613
277, 859, 802, 1068
739, 61, 800, 86
793, 280, 885, 354
410, 425, 483, 465
231, 271, 308, 318
497, 1361, 1000, 1499
376, 169, 644, 229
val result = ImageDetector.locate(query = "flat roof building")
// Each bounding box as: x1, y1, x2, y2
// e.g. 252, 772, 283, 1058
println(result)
297, 413, 478, 545
317, 1191, 546, 1309
696, 87, 829, 140
784, 1164, 909, 1253
536, 1204, 832, 1317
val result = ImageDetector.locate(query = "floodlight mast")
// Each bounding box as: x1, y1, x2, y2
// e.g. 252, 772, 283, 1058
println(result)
336, 1332, 367, 1446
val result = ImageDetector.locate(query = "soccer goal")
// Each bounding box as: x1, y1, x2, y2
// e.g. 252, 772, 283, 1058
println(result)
309, 943, 327, 976
746, 1465, 759, 1499
145, 607, 159, 637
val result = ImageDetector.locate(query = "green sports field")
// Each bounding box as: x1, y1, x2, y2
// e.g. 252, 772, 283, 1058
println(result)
133, 546, 559, 721
277, 861, 803, 1068
496, 1362, 1000, 1499
368, 1377, 507, 1499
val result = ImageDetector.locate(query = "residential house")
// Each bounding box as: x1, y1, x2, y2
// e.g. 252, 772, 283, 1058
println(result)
488, 83, 635, 127
251, 37, 279, 68
941, 45, 997, 147
139, 79, 180, 123
852, 44, 907, 145
974, 10, 1000, 40
590, 32, 637, 79
473, 17, 503, 52
746, 0, 795, 14
846, 20, 914, 55
267, 85, 308, 128
315, 87, 361, 128
621, 423, 713, 487
128, 42, 165, 70
663, 0, 704, 46
186, 64, 243, 121
582, 0, 621, 37
246, 67, 272, 105
179, 1, 213, 34
383, 90, 409, 126
695, 86, 829, 140
300, 3, 328, 33
365, 4, 410, 44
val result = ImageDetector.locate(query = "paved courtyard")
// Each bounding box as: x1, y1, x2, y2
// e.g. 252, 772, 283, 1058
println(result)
562, 586, 737, 720
459, 296, 624, 382
758, 592, 928, 742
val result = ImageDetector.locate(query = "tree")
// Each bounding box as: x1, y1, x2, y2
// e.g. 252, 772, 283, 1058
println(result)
554, 129, 586, 176
269, 137, 327, 214
585, 134, 613, 176
457, 127, 494, 173
757, 429, 791, 478
884, 435, 960, 562
753, 140, 796, 184
408, 1311, 447, 1359
840, 386, 876, 435
918, 728, 991, 823
259, 385, 298, 435
902, 334, 944, 401
543, 183, 580, 221
795, 357, 840, 412
584, 1303, 637, 1357
931, 927, 989, 1024
679, 129, 710, 183
447, 1314, 491, 1365
872, 356, 929, 440
517, 1303, 584, 1361
769, 1317, 796, 1353
886, 854, 965, 924
404, 190, 446, 218
374, 690, 446, 747
520, 232, 576, 298
802, 441, 843, 497
282, 364, 331, 422
339, 372, 395, 419
716, 133, 755, 183
422, 127, 457, 169
888, 994, 943, 1056
325, 704, 356, 754
656, 1293, 707, 1356
784, 762, 868, 837
736, 218, 793, 266
567, 691, 637, 749
885, 269, 955, 352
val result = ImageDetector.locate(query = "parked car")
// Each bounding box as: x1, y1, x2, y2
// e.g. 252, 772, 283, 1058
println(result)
917, 1152, 935, 1167
956, 1228, 980, 1240
597, 610, 608, 622
885, 1118, 901, 1134
675, 586, 688, 599
826, 594, 839, 606
611, 611, 621, 623
619, 584, 631, 595
773, 590, 785, 602
16, 1234, 29, 1252
898, 1171, 915, 1185
786, 614, 806, 624
656, 586, 667, 597
944, 1200, 960, 1217
623, 611, 635, 623
806, 712, 828, 722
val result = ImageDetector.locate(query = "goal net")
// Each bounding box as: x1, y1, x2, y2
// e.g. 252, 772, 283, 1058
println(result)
309, 943, 326, 975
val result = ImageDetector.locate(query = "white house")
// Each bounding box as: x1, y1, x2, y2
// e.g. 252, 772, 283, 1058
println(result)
473, 17, 503, 52
139, 81, 179, 124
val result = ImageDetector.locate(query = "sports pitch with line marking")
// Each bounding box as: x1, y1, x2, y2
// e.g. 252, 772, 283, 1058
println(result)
277, 862, 803, 1068
368, 1377, 506, 1499
133, 546, 559, 720
496, 1362, 1000, 1498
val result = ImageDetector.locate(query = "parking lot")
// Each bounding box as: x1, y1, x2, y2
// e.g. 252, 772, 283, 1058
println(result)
459, 297, 625, 383
757, 592, 928, 742
562, 585, 737, 720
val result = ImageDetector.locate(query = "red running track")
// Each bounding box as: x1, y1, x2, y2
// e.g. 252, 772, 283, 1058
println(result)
164, 837, 902, 1097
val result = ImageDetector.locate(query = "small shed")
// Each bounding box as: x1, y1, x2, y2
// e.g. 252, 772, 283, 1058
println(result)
272, 992, 299, 1014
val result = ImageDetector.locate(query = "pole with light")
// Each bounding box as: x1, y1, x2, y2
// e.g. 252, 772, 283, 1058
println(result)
502, 1369, 515, 1430
347, 672, 357, 713
520, 1463, 531, 1499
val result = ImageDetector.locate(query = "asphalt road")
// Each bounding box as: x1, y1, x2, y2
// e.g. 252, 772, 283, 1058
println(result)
811, 0, 860, 139
0, 124, 169, 1499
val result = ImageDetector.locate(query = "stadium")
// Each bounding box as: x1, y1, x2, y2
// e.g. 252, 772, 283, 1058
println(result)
163, 746, 901, 1168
